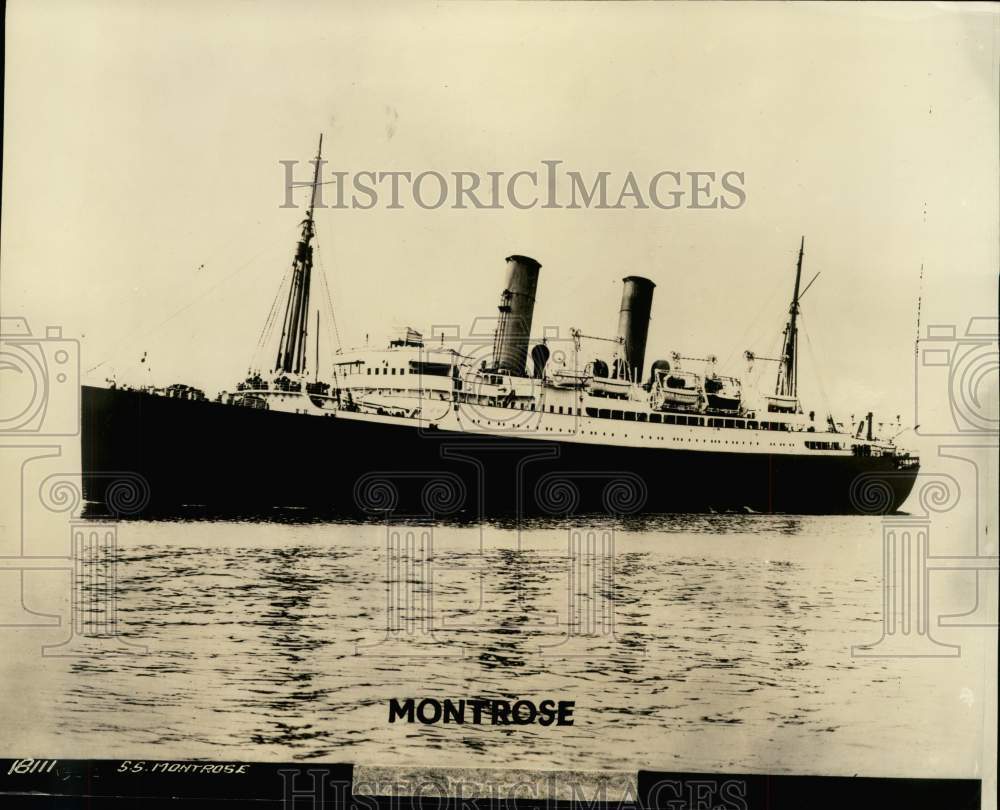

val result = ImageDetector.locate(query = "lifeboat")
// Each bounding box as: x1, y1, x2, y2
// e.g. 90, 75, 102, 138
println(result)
544, 354, 589, 389
586, 375, 632, 397
765, 394, 799, 414
704, 374, 742, 412
547, 367, 589, 389
650, 365, 704, 411
579, 359, 631, 397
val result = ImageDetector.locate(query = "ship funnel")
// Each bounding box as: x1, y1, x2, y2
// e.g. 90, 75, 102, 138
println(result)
616, 276, 656, 383
491, 255, 541, 377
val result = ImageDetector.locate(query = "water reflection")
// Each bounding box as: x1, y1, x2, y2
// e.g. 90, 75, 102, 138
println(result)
48, 514, 935, 774
83, 500, 806, 537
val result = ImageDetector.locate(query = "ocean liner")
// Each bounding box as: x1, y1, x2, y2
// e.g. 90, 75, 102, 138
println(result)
81, 138, 919, 517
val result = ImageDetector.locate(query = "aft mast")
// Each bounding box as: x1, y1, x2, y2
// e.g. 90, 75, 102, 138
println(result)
775, 237, 804, 404
274, 134, 323, 375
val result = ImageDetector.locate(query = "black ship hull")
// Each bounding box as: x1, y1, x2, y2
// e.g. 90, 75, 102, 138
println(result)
81, 385, 918, 519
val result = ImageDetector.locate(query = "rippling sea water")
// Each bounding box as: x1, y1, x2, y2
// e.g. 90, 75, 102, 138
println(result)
3, 514, 987, 777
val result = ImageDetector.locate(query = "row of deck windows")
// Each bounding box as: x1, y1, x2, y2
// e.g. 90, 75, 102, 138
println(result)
582, 408, 789, 431
338, 364, 453, 377
341, 383, 793, 432
457, 398, 788, 431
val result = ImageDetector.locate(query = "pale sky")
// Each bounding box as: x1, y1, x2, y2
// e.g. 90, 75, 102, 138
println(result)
3, 1, 997, 436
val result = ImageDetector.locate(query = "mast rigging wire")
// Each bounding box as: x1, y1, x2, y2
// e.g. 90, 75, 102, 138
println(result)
250, 263, 293, 373
314, 240, 343, 353
799, 312, 836, 426
85, 224, 301, 375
